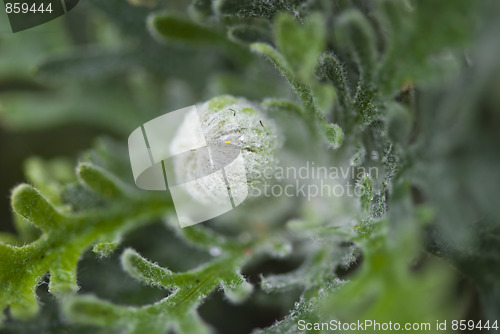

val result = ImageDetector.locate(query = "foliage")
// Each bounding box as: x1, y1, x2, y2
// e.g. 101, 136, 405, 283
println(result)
1, 0, 499, 333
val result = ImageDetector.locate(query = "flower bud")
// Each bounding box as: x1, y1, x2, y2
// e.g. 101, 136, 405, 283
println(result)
169, 95, 281, 204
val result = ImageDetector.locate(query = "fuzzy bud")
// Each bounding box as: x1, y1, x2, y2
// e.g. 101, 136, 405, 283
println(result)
169, 95, 281, 204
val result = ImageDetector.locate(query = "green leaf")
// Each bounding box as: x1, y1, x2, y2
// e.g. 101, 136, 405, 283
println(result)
221, 272, 253, 303
323, 123, 344, 149
311, 82, 336, 115
92, 241, 121, 258
0, 233, 22, 246
11, 185, 63, 233
64, 233, 256, 334
378, 0, 476, 95
250, 43, 318, 118
62, 295, 130, 328
385, 101, 412, 143
322, 229, 461, 325
255, 272, 342, 334
214, 0, 308, 19
1, 0, 495, 332
250, 42, 346, 146
318, 53, 352, 110
148, 13, 250, 62
77, 163, 127, 199
261, 99, 304, 117
149, 13, 227, 46
261, 248, 340, 294
334, 9, 378, 82
275, 13, 326, 82
24, 157, 75, 205
48, 246, 81, 295
228, 25, 272, 44
353, 82, 378, 126
166, 219, 238, 252
0, 144, 172, 320
121, 248, 183, 288
357, 173, 373, 214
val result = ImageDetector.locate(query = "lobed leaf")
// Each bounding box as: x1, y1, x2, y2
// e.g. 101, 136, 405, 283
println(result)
334, 9, 378, 82
261, 99, 304, 117
221, 272, 254, 303
250, 43, 318, 118
318, 53, 352, 110
64, 239, 256, 334
92, 241, 121, 258
275, 13, 326, 82
11, 184, 63, 233
77, 163, 127, 199
121, 248, 184, 288
1, 146, 173, 321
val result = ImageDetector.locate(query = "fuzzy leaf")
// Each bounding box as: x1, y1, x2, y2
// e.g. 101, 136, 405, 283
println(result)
92, 241, 121, 258
221, 272, 253, 303
261, 248, 339, 294
323, 123, 344, 149
250, 42, 345, 146
214, 0, 308, 19
23, 157, 75, 204
318, 53, 352, 110
358, 173, 373, 214
121, 248, 183, 288
64, 232, 256, 334
77, 163, 126, 198
0, 145, 172, 320
261, 99, 304, 117
253, 281, 342, 334
11, 185, 63, 233
1, 0, 495, 332
48, 246, 81, 296
334, 9, 378, 82
250, 42, 318, 118
311, 82, 337, 115
63, 295, 130, 328
322, 230, 459, 325
275, 13, 326, 82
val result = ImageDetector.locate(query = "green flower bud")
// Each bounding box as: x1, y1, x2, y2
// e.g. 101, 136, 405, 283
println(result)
169, 95, 281, 204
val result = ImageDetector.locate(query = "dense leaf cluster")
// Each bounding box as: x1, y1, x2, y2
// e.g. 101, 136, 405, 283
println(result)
1, 0, 499, 333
